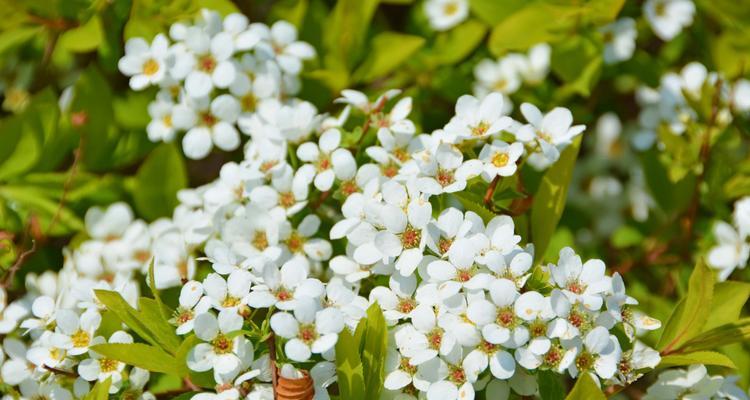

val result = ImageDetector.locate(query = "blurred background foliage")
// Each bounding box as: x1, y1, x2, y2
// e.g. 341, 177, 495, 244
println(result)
1, 0, 750, 391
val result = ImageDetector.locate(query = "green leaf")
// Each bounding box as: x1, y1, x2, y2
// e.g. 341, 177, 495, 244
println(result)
660, 351, 737, 369
677, 318, 750, 353
453, 191, 496, 224
95, 291, 181, 355
335, 328, 366, 399
611, 226, 644, 249
468, 0, 526, 25
138, 297, 181, 353
530, 136, 582, 264
83, 377, 111, 400
538, 369, 565, 400
352, 32, 425, 83
59, 15, 104, 53
0, 26, 42, 56
426, 19, 487, 66
132, 143, 187, 220
488, 3, 578, 55
90, 343, 179, 374
361, 303, 388, 400
551, 37, 603, 98
657, 260, 714, 352
323, 0, 379, 75
565, 373, 605, 400
0, 186, 84, 235
703, 281, 750, 331
193, 0, 239, 15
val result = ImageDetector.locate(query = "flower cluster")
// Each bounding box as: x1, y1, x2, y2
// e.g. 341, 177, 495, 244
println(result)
118, 10, 315, 159
708, 197, 750, 281
472, 43, 551, 108
643, 364, 747, 400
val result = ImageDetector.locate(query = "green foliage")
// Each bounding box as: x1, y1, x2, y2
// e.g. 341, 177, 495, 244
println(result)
657, 259, 715, 352
565, 373, 605, 400
90, 342, 180, 374
531, 136, 582, 264
95, 290, 181, 354
538, 370, 565, 400
660, 351, 737, 368
83, 378, 111, 400
335, 302, 388, 400
130, 143, 187, 220
353, 32, 425, 83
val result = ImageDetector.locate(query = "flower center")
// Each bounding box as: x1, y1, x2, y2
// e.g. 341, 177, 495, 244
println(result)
393, 148, 410, 163
316, 156, 331, 172
436, 168, 455, 187
175, 308, 195, 324
493, 79, 508, 92
471, 121, 490, 137
381, 163, 399, 178
399, 357, 417, 375
71, 329, 90, 348
222, 296, 241, 308
479, 340, 498, 354
497, 308, 516, 328
241, 93, 257, 112
401, 226, 422, 249
575, 351, 594, 372
99, 358, 118, 373
162, 115, 173, 127
212, 334, 234, 354
339, 180, 359, 196
529, 320, 547, 337
142, 58, 160, 76
427, 328, 443, 350
279, 192, 296, 208
438, 237, 453, 255
260, 160, 278, 173
200, 112, 217, 127
566, 281, 585, 294
252, 231, 269, 250
275, 287, 293, 301
544, 346, 563, 367
397, 298, 417, 314
443, 2, 459, 16
286, 231, 305, 253
299, 324, 318, 345
198, 55, 217, 73
448, 365, 466, 385
492, 152, 509, 167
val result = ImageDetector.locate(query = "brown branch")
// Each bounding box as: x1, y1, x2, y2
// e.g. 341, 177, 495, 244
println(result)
47, 142, 84, 236
44, 364, 77, 377
483, 176, 500, 211
268, 333, 279, 398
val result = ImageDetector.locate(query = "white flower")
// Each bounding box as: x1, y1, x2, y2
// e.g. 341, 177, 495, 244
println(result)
297, 129, 356, 191
171, 280, 212, 334
444, 93, 513, 141
643, 364, 726, 400
473, 58, 521, 97
519, 43, 551, 85
600, 18, 637, 64
146, 98, 177, 142
182, 26, 237, 98
255, 21, 315, 75
78, 331, 133, 393
516, 103, 586, 167
424, 0, 469, 31
19, 295, 56, 333
202, 270, 253, 311
18, 381, 73, 400
51, 308, 101, 356
416, 143, 483, 194
550, 247, 611, 310
707, 221, 749, 281
188, 310, 254, 382
1, 338, 32, 385
732, 79, 750, 112
478, 140, 524, 180
370, 274, 418, 324
270, 298, 344, 362
644, 0, 695, 41
733, 196, 750, 237
246, 258, 324, 310
84, 202, 134, 241
568, 326, 621, 380
176, 94, 241, 159
118, 34, 170, 90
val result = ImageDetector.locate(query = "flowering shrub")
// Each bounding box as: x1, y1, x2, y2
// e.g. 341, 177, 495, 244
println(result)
1, 1, 750, 399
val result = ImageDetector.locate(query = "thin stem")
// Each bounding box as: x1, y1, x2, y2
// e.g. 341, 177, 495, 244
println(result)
484, 176, 501, 210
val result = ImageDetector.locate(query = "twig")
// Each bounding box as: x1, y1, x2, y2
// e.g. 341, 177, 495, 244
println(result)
483, 176, 501, 210
47, 142, 84, 236
268, 333, 279, 398
1, 238, 36, 289
311, 191, 330, 210
43, 364, 77, 378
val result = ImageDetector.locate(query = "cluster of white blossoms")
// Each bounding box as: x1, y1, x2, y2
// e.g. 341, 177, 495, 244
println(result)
472, 43, 550, 110
600, 18, 637, 65
424, 0, 469, 32
643, 0, 695, 41
118, 9, 315, 159
634, 62, 750, 150
0, 77, 663, 398
707, 197, 750, 281
643, 364, 748, 400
